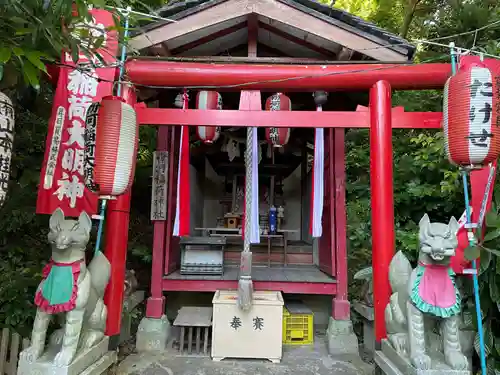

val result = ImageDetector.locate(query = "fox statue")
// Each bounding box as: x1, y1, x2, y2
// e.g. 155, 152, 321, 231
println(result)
385, 214, 469, 371
22, 208, 110, 366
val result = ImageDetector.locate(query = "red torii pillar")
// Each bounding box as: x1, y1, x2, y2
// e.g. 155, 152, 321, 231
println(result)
103, 85, 136, 347
369, 80, 395, 344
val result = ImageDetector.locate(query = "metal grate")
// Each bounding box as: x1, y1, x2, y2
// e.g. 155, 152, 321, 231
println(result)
173, 307, 213, 356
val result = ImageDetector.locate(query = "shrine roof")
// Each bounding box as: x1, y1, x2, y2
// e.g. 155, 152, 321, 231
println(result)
130, 0, 415, 61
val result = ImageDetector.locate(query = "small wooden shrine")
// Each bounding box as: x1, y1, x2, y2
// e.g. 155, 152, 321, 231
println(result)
125, 0, 421, 329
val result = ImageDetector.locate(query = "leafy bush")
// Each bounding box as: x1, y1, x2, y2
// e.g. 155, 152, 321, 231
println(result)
346, 90, 462, 293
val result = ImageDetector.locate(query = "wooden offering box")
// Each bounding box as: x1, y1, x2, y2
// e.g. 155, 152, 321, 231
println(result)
211, 290, 284, 363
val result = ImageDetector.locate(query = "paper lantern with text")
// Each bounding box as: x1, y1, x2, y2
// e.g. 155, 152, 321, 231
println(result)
84, 96, 138, 196
196, 91, 222, 144
443, 61, 500, 166
265, 93, 291, 147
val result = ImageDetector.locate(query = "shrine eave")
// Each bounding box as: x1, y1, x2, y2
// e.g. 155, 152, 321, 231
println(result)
130, 0, 415, 62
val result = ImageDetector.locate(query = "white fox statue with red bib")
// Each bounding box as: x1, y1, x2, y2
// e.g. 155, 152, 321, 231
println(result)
18, 208, 111, 374
382, 214, 470, 374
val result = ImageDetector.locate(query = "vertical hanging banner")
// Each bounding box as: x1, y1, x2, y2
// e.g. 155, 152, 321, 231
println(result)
173, 93, 191, 237
310, 107, 324, 238
36, 9, 118, 217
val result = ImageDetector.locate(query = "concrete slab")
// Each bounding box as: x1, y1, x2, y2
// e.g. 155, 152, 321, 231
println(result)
116, 336, 373, 375
376, 340, 471, 375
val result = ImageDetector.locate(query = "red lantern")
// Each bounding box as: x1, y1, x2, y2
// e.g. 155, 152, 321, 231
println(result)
84, 96, 138, 196
443, 61, 500, 166
196, 91, 222, 144
265, 93, 291, 147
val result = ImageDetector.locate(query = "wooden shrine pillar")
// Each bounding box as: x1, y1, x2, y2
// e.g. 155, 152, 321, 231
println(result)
369, 80, 395, 343
146, 125, 171, 318
165, 126, 181, 275
332, 128, 349, 320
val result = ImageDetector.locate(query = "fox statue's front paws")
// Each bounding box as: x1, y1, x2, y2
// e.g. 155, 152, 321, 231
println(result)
388, 333, 408, 355
53, 347, 76, 367
411, 354, 432, 370
22, 344, 45, 363
49, 328, 65, 346
445, 351, 469, 370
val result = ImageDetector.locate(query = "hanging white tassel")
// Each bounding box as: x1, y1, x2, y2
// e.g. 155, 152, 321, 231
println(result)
311, 126, 324, 238
310, 91, 327, 238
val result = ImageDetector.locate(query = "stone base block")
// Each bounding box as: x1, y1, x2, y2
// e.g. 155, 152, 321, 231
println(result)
326, 317, 359, 357
120, 290, 146, 344
80, 351, 117, 375
374, 339, 471, 375
17, 337, 110, 375
136, 315, 171, 352
353, 302, 375, 356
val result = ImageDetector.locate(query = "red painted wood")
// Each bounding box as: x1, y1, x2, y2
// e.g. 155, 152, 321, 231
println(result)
370, 81, 395, 342
258, 22, 336, 58
136, 107, 442, 129
170, 21, 247, 55
329, 130, 336, 276
162, 279, 337, 295
103, 85, 136, 336
126, 59, 451, 90
332, 128, 350, 320
165, 127, 180, 275
146, 126, 170, 318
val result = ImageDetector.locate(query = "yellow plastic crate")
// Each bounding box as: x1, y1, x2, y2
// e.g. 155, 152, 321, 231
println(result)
282, 306, 314, 345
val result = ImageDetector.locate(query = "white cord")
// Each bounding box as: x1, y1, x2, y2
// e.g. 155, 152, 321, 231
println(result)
352, 19, 500, 54
428, 19, 500, 42
414, 39, 500, 60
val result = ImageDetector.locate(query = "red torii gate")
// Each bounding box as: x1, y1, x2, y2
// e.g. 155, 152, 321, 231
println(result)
103, 56, 497, 345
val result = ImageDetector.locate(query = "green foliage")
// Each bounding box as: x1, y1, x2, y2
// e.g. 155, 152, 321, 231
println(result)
346, 105, 462, 279
0, 0, 168, 90
0, 84, 53, 335
345, 0, 500, 297
0, 0, 115, 89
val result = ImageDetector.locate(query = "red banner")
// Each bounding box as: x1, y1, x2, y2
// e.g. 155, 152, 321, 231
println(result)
36, 9, 118, 217
452, 162, 497, 274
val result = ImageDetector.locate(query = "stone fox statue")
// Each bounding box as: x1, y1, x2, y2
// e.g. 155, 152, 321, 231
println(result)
23, 208, 110, 366
385, 214, 469, 371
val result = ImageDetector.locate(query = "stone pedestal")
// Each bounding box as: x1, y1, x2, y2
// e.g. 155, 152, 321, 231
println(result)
326, 317, 359, 357
120, 290, 146, 345
374, 339, 471, 375
136, 315, 171, 352
17, 337, 113, 375
353, 302, 375, 356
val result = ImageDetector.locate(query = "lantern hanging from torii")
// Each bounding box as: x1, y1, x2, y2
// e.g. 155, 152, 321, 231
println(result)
84, 95, 139, 197
196, 90, 223, 144
443, 60, 500, 167
265, 93, 291, 147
